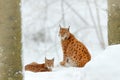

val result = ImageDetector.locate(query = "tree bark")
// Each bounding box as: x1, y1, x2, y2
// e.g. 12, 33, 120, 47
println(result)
0, 0, 23, 80
108, 0, 120, 45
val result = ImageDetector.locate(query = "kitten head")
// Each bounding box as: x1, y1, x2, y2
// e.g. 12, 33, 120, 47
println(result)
45, 57, 54, 70
59, 25, 70, 40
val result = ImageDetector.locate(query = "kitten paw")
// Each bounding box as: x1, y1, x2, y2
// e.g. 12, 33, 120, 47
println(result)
60, 61, 65, 66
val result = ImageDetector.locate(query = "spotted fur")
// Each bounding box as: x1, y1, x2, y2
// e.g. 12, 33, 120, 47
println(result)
25, 57, 54, 72
59, 26, 91, 67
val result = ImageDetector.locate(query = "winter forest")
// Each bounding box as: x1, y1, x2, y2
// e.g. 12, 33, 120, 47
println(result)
0, 0, 120, 80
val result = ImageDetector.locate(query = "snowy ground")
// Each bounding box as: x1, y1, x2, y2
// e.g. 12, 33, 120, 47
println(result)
84, 45, 120, 80
24, 45, 120, 80
21, 0, 120, 80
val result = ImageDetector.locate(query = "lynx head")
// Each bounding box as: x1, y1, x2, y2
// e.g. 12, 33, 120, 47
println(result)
45, 57, 54, 70
59, 25, 70, 40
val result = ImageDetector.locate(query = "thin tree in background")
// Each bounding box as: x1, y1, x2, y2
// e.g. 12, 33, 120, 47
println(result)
94, 0, 105, 48
61, 0, 66, 26
86, 0, 105, 49
108, 0, 120, 45
0, 0, 23, 80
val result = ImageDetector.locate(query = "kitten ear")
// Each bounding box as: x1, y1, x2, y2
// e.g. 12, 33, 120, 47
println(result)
52, 58, 54, 61
68, 26, 70, 31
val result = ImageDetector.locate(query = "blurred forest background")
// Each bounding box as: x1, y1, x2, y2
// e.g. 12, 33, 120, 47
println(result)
1, 0, 120, 80
21, 0, 107, 65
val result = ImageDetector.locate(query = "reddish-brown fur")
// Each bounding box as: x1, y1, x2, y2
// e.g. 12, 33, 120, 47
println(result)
25, 58, 54, 72
59, 26, 91, 67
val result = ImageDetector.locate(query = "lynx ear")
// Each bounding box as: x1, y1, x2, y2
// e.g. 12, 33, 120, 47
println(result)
59, 24, 62, 28
68, 26, 70, 31
45, 57, 47, 61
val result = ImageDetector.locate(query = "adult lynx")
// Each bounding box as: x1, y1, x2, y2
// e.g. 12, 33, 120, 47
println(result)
59, 26, 91, 67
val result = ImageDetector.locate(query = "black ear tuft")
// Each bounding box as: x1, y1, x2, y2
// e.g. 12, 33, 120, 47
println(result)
59, 24, 61, 28
45, 57, 47, 61
52, 57, 54, 61
68, 26, 70, 31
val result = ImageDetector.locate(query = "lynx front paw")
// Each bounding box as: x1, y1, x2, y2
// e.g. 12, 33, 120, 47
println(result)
60, 61, 65, 66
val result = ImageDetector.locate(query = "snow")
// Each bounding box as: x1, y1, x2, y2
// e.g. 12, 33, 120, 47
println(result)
24, 45, 120, 80
25, 67, 85, 80
84, 45, 120, 80
21, 0, 120, 80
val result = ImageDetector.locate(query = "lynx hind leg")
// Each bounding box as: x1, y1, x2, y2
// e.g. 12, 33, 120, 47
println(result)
77, 59, 88, 67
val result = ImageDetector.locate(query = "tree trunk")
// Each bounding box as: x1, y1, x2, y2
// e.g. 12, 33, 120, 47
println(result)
0, 0, 23, 80
108, 0, 120, 45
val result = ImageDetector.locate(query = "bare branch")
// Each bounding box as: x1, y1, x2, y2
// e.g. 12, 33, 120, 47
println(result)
64, 0, 89, 25
44, 0, 48, 53
74, 26, 94, 35
61, 0, 66, 26
94, 0, 105, 49
86, 0, 103, 48
47, 0, 58, 6
86, 0, 97, 27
